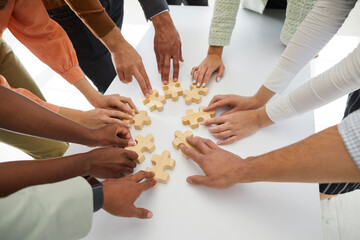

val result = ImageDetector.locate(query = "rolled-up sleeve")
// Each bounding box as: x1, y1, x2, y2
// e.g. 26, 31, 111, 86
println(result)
7, 0, 85, 84
338, 109, 360, 171
0, 177, 93, 240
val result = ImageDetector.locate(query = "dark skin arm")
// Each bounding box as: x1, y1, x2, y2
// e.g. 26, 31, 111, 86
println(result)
0, 86, 134, 147
0, 148, 138, 197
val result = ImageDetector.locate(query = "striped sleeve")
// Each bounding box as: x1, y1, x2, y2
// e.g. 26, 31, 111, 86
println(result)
338, 109, 360, 170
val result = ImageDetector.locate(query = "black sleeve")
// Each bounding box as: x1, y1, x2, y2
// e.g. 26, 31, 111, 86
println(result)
138, 0, 169, 20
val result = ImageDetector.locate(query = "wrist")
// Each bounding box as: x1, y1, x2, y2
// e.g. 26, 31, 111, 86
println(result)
239, 157, 262, 183
208, 46, 224, 57
152, 11, 173, 30
254, 106, 274, 129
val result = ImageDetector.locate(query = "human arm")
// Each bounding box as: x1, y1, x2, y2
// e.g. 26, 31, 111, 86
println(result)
0, 148, 138, 197
180, 113, 360, 188
191, 0, 240, 86
0, 172, 155, 239
0, 86, 134, 147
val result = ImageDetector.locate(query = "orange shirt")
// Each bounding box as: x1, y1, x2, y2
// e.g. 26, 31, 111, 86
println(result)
0, 0, 85, 84
0, 75, 59, 113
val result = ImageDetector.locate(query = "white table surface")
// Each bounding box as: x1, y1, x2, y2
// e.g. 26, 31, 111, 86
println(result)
66, 6, 321, 240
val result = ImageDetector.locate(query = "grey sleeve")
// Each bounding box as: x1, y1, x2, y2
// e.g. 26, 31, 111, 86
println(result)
138, 0, 169, 20
338, 109, 360, 170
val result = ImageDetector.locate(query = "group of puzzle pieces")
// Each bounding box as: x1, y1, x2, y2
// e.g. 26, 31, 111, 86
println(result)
123, 78, 214, 187
141, 79, 209, 112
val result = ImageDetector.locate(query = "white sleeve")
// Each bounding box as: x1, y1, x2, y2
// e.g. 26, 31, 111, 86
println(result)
266, 42, 360, 123
263, 0, 356, 94
0, 177, 93, 240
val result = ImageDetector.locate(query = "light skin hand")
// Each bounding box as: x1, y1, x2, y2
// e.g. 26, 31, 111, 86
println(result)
202, 106, 274, 145
191, 46, 224, 87
180, 136, 248, 189
88, 123, 135, 147
152, 11, 183, 84
85, 148, 138, 178
102, 171, 157, 219
101, 27, 152, 97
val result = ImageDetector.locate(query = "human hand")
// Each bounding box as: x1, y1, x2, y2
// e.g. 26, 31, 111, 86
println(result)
204, 94, 262, 115
79, 108, 133, 129
91, 93, 138, 115
180, 136, 248, 189
202, 107, 274, 145
88, 123, 135, 147
191, 46, 224, 87
152, 11, 183, 84
85, 147, 138, 178
102, 171, 157, 219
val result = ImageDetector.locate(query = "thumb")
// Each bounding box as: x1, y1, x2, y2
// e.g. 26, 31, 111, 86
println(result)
186, 175, 208, 186
133, 207, 153, 219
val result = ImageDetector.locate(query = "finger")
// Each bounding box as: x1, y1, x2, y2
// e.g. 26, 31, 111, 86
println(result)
124, 71, 132, 83
215, 64, 225, 82
159, 54, 164, 75
117, 71, 126, 83
220, 108, 237, 116
186, 136, 211, 154
124, 149, 138, 161
204, 99, 228, 112
191, 66, 199, 81
155, 50, 161, 74
121, 159, 137, 169
139, 179, 157, 190
131, 170, 155, 182
194, 68, 206, 87
106, 109, 132, 120
119, 97, 138, 115
107, 118, 131, 128
139, 64, 152, 94
202, 138, 219, 149
172, 55, 180, 81
162, 55, 171, 84
120, 166, 135, 174
211, 130, 233, 139
133, 70, 149, 97
114, 138, 129, 148
187, 175, 208, 186
208, 122, 230, 134
179, 44, 184, 62
133, 207, 153, 219
202, 116, 226, 126
208, 95, 223, 106
217, 136, 239, 145
179, 144, 203, 164
202, 68, 214, 87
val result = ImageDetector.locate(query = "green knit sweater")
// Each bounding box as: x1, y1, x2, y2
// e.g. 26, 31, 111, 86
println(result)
208, 0, 316, 46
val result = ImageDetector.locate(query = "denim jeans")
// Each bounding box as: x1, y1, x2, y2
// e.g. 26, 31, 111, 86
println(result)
47, 0, 124, 93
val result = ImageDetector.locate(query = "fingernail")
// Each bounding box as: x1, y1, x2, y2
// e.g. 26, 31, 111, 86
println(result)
145, 93, 149, 98
192, 80, 196, 84
202, 83, 205, 87
128, 115, 133, 118
187, 178, 193, 184
216, 77, 221, 82
149, 89, 153, 94
196, 83, 200, 87
191, 74, 193, 80
147, 212, 153, 218
174, 78, 178, 82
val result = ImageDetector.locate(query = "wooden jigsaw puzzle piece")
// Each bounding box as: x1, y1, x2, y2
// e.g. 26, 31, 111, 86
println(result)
172, 130, 200, 159
163, 78, 183, 101
182, 85, 209, 105
141, 90, 166, 112
125, 134, 155, 163
181, 106, 216, 129
124, 110, 151, 130
146, 150, 175, 186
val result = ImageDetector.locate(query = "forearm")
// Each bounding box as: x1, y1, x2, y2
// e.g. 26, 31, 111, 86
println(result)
152, 11, 175, 33
0, 153, 90, 197
208, 46, 224, 57
0, 86, 95, 145
246, 126, 360, 183
73, 78, 102, 107
264, 0, 356, 94
100, 27, 127, 54
58, 107, 84, 124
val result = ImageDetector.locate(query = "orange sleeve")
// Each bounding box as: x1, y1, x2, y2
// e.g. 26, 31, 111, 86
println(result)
0, 75, 59, 113
7, 0, 85, 84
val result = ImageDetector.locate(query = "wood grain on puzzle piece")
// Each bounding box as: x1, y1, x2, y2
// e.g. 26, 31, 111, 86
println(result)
182, 106, 216, 129
172, 130, 200, 159
146, 150, 175, 186
141, 90, 166, 112
162, 78, 183, 101
124, 110, 151, 130
183, 85, 209, 105
125, 134, 155, 163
